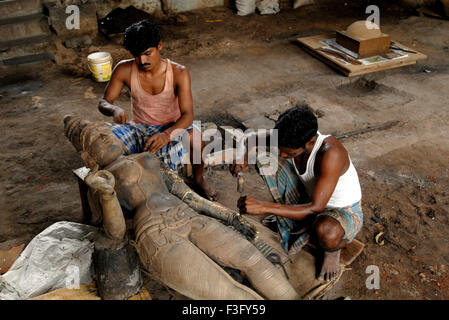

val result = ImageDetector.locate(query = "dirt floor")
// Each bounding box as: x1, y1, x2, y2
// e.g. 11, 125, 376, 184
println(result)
1, 0, 449, 300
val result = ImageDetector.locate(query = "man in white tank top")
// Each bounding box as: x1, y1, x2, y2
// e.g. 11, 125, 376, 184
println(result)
234, 106, 363, 282
97, 20, 218, 201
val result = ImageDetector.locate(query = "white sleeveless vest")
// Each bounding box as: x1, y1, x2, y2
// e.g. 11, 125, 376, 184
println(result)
292, 132, 362, 208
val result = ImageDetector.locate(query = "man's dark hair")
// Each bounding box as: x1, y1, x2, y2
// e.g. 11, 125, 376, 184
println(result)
123, 20, 161, 57
274, 105, 318, 149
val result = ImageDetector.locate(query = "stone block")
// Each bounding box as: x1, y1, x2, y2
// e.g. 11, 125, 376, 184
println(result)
46, 1, 98, 41
226, 95, 293, 129
242, 116, 275, 130
288, 89, 357, 135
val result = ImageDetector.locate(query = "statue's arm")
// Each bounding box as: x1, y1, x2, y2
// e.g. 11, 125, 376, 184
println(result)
160, 164, 258, 240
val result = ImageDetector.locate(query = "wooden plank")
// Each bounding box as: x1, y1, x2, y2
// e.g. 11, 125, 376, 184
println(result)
30, 282, 152, 300
30, 283, 101, 300
305, 238, 365, 266
0, 244, 25, 275
297, 33, 427, 77
301, 44, 351, 76
347, 59, 418, 77
340, 239, 365, 266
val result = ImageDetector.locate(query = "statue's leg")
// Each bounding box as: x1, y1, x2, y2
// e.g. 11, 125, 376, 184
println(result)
189, 218, 300, 300
133, 206, 263, 300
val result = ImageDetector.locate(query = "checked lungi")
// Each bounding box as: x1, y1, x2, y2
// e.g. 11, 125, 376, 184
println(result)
257, 155, 363, 255
110, 122, 193, 171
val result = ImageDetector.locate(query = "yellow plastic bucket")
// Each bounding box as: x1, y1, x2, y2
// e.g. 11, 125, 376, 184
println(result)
87, 52, 113, 82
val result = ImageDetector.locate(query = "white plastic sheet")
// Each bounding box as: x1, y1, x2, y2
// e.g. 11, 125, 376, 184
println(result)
0, 221, 99, 300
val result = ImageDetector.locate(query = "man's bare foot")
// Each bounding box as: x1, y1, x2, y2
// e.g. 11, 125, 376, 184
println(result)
318, 250, 341, 282
195, 179, 219, 201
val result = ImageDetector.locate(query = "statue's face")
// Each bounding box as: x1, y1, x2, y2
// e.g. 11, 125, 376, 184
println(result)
81, 124, 124, 169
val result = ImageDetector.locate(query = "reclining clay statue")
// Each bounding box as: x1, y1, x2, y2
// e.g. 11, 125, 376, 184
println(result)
63, 116, 301, 300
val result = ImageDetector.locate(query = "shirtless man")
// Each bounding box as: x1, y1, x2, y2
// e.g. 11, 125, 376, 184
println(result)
232, 106, 363, 282
98, 20, 217, 200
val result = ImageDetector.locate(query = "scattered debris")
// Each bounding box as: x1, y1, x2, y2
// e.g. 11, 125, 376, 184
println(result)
265, 110, 281, 121
71, 77, 84, 83
84, 87, 97, 99
176, 14, 189, 24
417, 7, 444, 19
31, 96, 43, 109
294, 0, 315, 9
375, 231, 385, 246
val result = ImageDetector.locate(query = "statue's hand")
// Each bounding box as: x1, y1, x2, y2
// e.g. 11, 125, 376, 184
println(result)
85, 170, 115, 196
230, 214, 258, 240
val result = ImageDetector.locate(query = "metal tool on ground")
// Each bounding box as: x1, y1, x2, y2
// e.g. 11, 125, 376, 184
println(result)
317, 47, 362, 65
335, 120, 403, 140
390, 42, 417, 54
237, 172, 245, 194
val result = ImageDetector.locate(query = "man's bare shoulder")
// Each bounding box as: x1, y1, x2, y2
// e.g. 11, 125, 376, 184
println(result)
322, 136, 346, 151
319, 136, 349, 170
317, 136, 348, 163
110, 59, 134, 84
113, 59, 134, 73
170, 60, 189, 81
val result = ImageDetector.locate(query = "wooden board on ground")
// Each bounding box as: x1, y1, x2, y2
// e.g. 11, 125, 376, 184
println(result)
306, 238, 365, 266
0, 244, 24, 275
297, 33, 427, 76
29, 282, 152, 300
340, 238, 365, 266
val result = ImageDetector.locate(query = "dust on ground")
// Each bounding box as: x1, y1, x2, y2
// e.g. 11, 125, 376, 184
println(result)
1, 0, 449, 299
